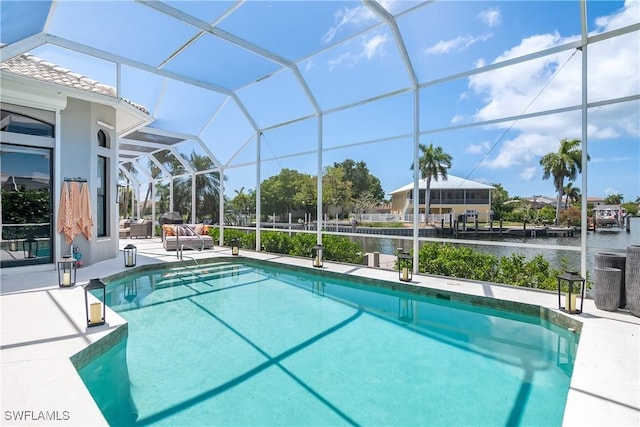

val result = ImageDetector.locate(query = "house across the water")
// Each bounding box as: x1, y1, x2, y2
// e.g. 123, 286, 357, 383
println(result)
389, 175, 495, 223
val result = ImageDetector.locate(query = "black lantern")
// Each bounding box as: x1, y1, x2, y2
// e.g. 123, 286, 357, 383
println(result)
557, 271, 586, 314
84, 278, 106, 327
57, 257, 77, 287
398, 252, 413, 282
124, 244, 137, 267
8, 238, 18, 252
312, 244, 323, 268
231, 237, 239, 256
23, 236, 39, 258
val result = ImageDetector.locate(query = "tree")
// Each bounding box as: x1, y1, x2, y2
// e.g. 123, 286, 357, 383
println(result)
489, 183, 512, 221
333, 159, 385, 203
189, 152, 222, 223
410, 143, 453, 223
261, 169, 312, 218
563, 182, 581, 209
540, 138, 589, 225
605, 194, 623, 205
322, 166, 352, 217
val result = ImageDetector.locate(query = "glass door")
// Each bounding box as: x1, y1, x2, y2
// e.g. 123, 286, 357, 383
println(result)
1, 144, 53, 267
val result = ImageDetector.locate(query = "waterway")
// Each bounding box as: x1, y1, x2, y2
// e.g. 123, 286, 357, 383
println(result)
351, 217, 640, 278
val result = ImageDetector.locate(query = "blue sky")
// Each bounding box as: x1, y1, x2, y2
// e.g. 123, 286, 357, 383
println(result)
3, 0, 638, 203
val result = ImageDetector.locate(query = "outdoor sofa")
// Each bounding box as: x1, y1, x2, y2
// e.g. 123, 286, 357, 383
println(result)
162, 224, 214, 251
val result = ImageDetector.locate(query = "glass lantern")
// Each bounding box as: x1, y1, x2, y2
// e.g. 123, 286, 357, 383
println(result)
124, 244, 137, 267
557, 271, 586, 314
231, 237, 239, 256
312, 244, 323, 268
57, 257, 77, 287
398, 252, 413, 282
84, 278, 106, 327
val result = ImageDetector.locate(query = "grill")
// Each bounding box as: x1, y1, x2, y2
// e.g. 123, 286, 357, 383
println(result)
158, 211, 183, 226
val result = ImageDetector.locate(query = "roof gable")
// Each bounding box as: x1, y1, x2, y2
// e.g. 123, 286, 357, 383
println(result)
389, 174, 495, 194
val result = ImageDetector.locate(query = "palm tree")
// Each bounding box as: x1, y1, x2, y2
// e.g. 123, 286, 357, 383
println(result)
189, 152, 222, 223
410, 143, 453, 224
540, 138, 589, 225
563, 182, 581, 209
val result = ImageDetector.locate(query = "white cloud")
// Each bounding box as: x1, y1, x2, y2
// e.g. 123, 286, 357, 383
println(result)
327, 33, 389, 71
322, 4, 377, 44
519, 166, 537, 180
466, 141, 491, 154
604, 187, 621, 195
363, 34, 387, 60
469, 2, 639, 174
424, 34, 492, 55
478, 8, 501, 27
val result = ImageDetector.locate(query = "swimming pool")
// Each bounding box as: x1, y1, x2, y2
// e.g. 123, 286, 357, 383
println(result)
78, 259, 578, 426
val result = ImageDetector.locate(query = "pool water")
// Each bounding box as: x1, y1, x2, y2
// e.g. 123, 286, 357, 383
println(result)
79, 260, 578, 426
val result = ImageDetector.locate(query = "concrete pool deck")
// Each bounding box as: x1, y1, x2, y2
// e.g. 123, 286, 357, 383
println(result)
1, 238, 638, 426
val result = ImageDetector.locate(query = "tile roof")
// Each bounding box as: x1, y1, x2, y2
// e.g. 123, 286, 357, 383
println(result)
0, 53, 149, 114
389, 174, 496, 194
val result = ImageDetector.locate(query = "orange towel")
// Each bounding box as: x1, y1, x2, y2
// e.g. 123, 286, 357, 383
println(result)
70, 181, 82, 240
57, 182, 75, 244
80, 183, 93, 240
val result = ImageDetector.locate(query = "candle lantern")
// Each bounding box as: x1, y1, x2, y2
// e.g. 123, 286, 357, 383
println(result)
57, 257, 77, 287
231, 237, 240, 256
557, 271, 586, 314
312, 244, 323, 268
9, 238, 18, 252
23, 237, 39, 258
124, 244, 137, 267
398, 252, 413, 282
84, 278, 106, 327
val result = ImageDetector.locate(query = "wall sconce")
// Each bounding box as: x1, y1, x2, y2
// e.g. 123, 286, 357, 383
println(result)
124, 244, 137, 267
231, 237, 239, 256
23, 236, 39, 259
84, 278, 106, 327
398, 252, 413, 282
312, 244, 323, 268
57, 257, 77, 288
557, 271, 586, 314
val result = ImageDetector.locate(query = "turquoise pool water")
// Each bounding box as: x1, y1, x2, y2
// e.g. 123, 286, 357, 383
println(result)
79, 260, 577, 426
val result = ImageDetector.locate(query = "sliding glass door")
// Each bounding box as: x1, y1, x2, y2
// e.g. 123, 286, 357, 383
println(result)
1, 144, 53, 267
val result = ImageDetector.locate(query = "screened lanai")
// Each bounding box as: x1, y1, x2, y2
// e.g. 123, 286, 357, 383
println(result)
1, 0, 639, 275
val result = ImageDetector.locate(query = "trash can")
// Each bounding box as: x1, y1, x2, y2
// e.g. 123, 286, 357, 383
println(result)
595, 252, 626, 308
594, 267, 622, 311
626, 245, 640, 317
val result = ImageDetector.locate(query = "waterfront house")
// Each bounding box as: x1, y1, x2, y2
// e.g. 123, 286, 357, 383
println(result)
389, 175, 495, 223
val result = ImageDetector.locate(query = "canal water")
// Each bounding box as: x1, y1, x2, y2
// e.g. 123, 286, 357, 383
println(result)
351, 217, 640, 277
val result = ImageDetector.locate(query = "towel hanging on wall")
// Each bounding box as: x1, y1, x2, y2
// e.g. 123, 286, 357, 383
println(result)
57, 179, 93, 244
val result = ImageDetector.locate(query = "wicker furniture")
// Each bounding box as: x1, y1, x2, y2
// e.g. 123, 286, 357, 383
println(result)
162, 224, 213, 251
129, 220, 152, 239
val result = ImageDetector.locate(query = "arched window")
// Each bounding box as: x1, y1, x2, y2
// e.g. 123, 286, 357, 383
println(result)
97, 129, 109, 148
0, 110, 54, 137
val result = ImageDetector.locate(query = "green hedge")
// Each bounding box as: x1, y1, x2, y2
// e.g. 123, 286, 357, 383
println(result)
212, 228, 569, 291
209, 228, 364, 264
